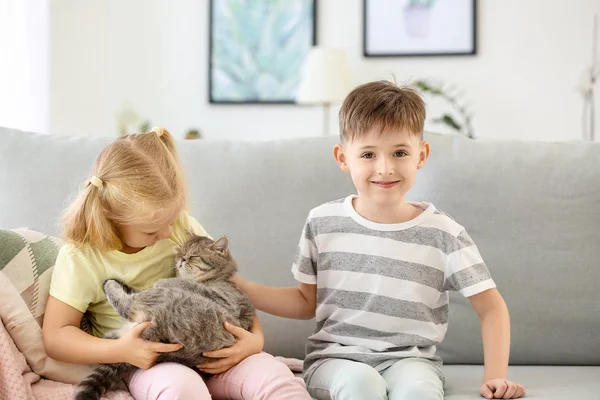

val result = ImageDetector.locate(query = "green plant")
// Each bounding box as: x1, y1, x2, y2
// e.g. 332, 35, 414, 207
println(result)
184, 129, 202, 140
132, 121, 201, 139
139, 120, 152, 133
116, 105, 201, 139
414, 79, 474, 139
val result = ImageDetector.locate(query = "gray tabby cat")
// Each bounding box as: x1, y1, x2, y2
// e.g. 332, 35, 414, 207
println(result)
75, 235, 255, 400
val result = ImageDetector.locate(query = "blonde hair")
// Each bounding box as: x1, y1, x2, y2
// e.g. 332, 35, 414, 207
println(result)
62, 128, 186, 252
339, 80, 426, 142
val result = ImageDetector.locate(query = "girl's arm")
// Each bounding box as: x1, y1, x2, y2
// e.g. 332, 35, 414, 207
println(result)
232, 275, 317, 320
43, 296, 123, 364
42, 296, 182, 368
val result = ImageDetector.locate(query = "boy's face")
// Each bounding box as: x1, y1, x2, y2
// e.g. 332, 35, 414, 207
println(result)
333, 128, 429, 207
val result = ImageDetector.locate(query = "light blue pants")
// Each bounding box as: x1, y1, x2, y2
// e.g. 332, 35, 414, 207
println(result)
306, 358, 444, 400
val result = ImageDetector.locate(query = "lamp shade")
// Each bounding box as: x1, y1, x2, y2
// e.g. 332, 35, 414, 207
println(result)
296, 46, 352, 105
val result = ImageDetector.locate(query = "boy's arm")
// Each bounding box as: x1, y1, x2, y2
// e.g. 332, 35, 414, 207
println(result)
470, 288, 510, 380
470, 288, 526, 399
232, 275, 317, 320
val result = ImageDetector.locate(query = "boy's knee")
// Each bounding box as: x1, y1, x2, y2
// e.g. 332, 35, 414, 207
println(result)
389, 379, 444, 400
330, 364, 386, 398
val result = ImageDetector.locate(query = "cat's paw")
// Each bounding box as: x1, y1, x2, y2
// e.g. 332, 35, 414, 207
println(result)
103, 279, 125, 295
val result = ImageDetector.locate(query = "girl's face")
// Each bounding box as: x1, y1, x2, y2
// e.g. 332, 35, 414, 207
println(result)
117, 207, 181, 253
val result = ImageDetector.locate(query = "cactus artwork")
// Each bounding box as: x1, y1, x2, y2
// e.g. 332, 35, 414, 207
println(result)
210, 0, 315, 103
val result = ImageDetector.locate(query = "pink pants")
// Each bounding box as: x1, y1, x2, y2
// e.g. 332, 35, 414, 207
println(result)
126, 352, 310, 400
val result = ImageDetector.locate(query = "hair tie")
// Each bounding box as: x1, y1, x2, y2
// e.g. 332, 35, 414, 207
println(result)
152, 127, 165, 137
89, 175, 104, 188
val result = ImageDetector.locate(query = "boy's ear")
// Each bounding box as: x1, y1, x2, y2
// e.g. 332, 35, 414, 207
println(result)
417, 141, 430, 170
333, 144, 350, 172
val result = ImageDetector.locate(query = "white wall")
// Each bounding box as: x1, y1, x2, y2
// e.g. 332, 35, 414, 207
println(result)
50, 0, 323, 140
0, 0, 49, 134
49, 0, 600, 141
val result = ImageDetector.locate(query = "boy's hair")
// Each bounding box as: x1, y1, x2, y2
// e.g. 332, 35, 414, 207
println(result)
339, 80, 426, 142
62, 128, 186, 252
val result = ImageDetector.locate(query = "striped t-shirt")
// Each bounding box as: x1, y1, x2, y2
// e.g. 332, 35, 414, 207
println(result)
292, 195, 496, 380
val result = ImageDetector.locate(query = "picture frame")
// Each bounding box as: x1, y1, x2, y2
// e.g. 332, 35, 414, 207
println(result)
209, 0, 317, 104
363, 0, 477, 57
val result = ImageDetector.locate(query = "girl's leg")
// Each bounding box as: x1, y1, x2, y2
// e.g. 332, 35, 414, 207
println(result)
382, 358, 444, 400
305, 358, 387, 400
206, 352, 310, 400
126, 362, 211, 400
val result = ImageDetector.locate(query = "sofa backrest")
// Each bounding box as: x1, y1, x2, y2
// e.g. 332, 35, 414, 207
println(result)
1, 127, 599, 365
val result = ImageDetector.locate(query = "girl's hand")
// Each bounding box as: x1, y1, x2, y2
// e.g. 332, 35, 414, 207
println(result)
480, 379, 526, 399
118, 321, 183, 369
197, 321, 264, 374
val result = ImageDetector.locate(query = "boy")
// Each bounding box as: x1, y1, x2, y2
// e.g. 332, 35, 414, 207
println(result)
232, 81, 526, 399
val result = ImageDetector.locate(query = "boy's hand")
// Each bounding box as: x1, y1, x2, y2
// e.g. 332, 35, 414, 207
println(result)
118, 321, 183, 369
480, 379, 526, 399
197, 321, 264, 374
229, 273, 244, 286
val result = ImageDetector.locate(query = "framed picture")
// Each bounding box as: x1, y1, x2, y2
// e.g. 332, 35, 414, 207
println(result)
363, 0, 476, 57
209, 0, 316, 104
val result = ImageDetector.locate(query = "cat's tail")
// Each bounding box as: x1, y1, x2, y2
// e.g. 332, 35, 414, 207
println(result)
74, 362, 135, 400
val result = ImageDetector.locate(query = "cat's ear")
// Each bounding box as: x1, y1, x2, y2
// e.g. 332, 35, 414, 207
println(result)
211, 236, 229, 255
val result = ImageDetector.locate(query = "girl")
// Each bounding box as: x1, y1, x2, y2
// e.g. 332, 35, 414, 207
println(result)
42, 128, 310, 399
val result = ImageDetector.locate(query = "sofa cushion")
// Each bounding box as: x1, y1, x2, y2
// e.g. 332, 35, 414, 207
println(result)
408, 134, 600, 366
443, 365, 600, 399
0, 228, 93, 384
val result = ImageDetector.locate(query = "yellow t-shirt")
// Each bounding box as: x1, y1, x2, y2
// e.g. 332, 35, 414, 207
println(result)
49, 211, 209, 337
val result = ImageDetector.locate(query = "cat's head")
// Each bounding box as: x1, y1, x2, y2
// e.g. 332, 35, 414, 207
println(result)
175, 233, 238, 281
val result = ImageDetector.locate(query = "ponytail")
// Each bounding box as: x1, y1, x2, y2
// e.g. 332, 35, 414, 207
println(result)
63, 181, 121, 251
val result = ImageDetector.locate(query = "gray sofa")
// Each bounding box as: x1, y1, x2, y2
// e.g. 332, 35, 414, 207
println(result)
1, 127, 599, 399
